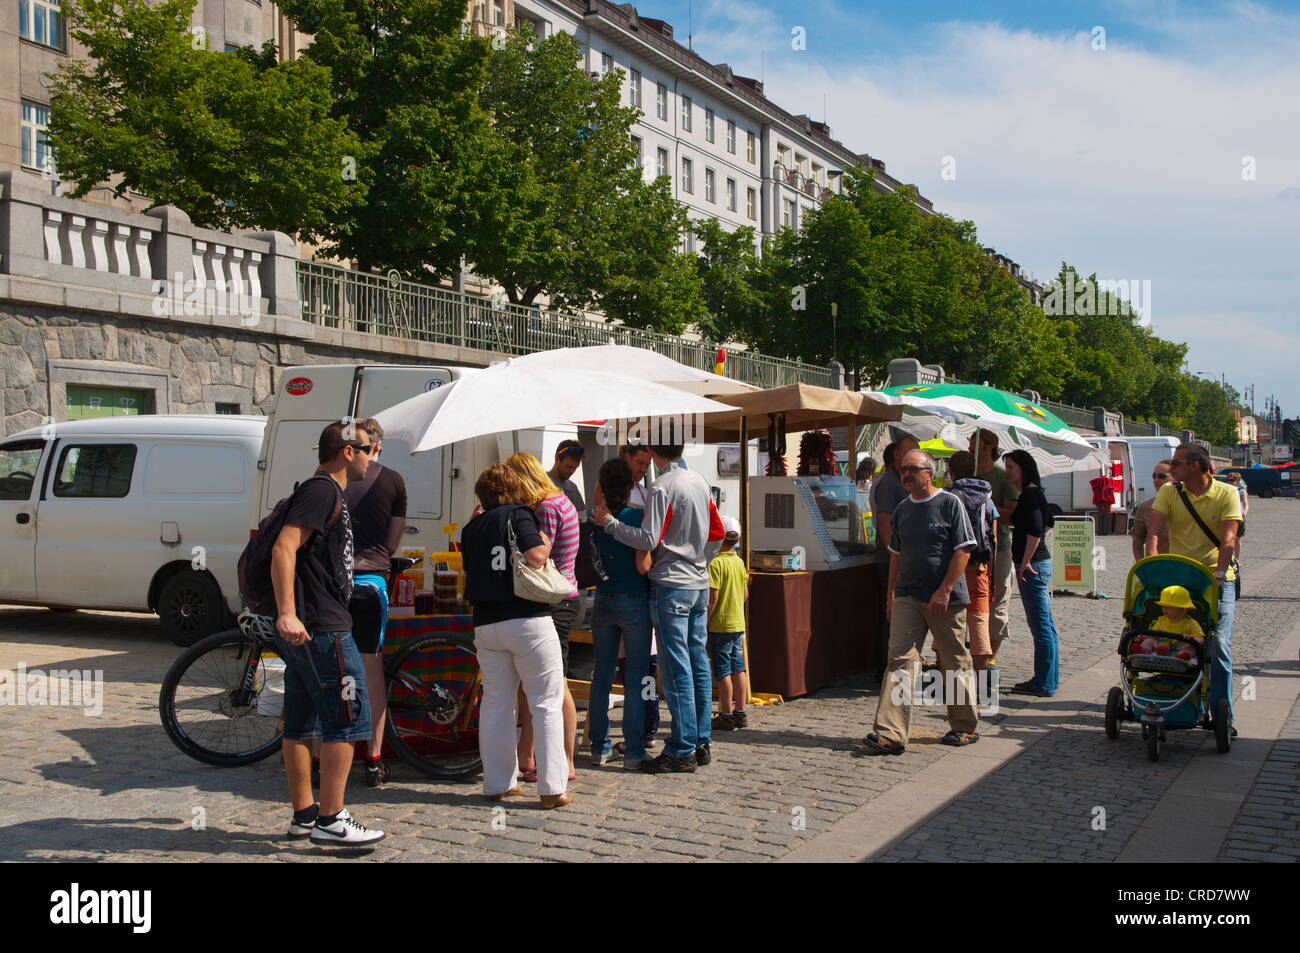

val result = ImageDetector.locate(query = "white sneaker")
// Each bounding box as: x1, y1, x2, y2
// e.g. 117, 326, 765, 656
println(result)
309, 809, 386, 847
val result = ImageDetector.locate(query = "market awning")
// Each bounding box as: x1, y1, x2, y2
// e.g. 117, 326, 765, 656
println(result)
698, 383, 901, 442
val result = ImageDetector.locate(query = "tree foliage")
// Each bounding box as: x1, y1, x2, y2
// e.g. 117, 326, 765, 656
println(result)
46, 0, 364, 238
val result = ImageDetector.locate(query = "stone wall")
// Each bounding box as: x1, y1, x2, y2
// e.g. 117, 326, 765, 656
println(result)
0, 301, 449, 436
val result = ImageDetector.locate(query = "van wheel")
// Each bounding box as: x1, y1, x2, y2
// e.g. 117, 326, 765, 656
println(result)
159, 572, 227, 647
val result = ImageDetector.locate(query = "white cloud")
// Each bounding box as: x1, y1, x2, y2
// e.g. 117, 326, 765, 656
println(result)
738, 11, 1300, 414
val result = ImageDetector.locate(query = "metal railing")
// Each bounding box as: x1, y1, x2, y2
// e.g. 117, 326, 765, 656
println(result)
296, 260, 833, 389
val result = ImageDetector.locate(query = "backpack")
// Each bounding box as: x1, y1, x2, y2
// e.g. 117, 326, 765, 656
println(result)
573, 518, 607, 590
948, 478, 996, 565
237, 474, 345, 615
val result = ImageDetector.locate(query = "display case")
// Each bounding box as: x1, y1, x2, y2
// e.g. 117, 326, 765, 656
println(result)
748, 475, 874, 571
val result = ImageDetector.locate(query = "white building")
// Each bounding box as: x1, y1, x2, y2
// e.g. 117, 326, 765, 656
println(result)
511, 0, 933, 250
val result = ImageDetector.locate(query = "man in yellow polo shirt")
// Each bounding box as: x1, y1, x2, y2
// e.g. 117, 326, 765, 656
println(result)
1145, 442, 1241, 732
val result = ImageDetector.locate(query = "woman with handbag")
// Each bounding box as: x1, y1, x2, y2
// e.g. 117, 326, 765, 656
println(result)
461, 464, 572, 809
506, 452, 581, 783
1004, 450, 1061, 697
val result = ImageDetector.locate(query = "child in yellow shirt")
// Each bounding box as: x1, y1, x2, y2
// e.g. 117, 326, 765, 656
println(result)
1135, 585, 1205, 661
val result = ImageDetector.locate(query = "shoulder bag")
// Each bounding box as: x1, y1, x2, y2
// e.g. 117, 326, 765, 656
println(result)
1173, 482, 1238, 581
506, 508, 572, 604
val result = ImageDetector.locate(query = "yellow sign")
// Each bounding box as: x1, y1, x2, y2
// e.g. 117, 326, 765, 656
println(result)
441, 523, 459, 536
1051, 517, 1095, 591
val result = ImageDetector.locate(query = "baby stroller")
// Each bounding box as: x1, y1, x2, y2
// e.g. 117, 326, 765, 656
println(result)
1105, 555, 1231, 761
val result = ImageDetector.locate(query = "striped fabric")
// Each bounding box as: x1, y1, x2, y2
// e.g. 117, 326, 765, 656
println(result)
535, 494, 580, 597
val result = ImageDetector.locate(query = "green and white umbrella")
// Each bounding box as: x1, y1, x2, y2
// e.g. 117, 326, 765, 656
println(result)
867, 383, 1104, 476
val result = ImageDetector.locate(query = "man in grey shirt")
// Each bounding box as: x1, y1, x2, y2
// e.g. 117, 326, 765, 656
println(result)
869, 435, 918, 680
862, 449, 980, 755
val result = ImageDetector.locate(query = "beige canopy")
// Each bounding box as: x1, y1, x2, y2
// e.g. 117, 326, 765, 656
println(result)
699, 382, 902, 441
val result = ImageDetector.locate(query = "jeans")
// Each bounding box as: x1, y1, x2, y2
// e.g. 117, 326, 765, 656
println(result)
707, 631, 746, 677
1211, 577, 1236, 722
650, 583, 711, 758
1016, 557, 1059, 694
272, 630, 371, 744
589, 590, 652, 764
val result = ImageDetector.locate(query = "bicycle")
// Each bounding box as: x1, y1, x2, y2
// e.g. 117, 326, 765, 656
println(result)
159, 557, 483, 779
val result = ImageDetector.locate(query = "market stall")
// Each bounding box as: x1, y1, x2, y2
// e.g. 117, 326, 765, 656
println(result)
701, 384, 902, 698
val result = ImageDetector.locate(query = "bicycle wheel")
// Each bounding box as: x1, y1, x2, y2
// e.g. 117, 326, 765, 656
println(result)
159, 629, 284, 766
384, 632, 483, 780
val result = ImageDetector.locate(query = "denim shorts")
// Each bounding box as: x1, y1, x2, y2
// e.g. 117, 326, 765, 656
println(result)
272, 630, 372, 744
707, 630, 746, 678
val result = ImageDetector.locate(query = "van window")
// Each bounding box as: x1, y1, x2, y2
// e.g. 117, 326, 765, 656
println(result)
144, 443, 247, 495
0, 440, 44, 500
52, 444, 137, 498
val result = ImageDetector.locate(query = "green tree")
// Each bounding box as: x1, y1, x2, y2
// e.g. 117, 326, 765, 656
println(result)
694, 219, 765, 342
276, 0, 524, 276
45, 0, 364, 238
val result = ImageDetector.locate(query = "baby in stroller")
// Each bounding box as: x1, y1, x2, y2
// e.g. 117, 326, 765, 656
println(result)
1133, 585, 1205, 662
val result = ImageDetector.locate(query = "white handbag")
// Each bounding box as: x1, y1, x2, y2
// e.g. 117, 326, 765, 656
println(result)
507, 511, 572, 604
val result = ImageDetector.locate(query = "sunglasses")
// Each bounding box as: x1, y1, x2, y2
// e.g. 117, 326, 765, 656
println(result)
349, 443, 373, 454
900, 465, 933, 474
1152, 472, 1170, 480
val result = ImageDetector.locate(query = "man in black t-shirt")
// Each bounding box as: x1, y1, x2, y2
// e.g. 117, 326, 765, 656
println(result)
272, 421, 383, 847
344, 417, 408, 787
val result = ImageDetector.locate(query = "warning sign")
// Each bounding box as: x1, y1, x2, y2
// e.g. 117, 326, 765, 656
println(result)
1051, 517, 1095, 592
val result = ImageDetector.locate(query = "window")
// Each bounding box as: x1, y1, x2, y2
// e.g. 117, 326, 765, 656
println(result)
812, 162, 824, 185
681, 95, 692, 132
20, 101, 52, 173
19, 0, 64, 50
493, 0, 504, 27
747, 131, 756, 164
705, 168, 716, 203
656, 147, 669, 179
681, 156, 693, 194
0, 441, 44, 501
777, 144, 789, 168
631, 135, 643, 168
685, 230, 696, 254
727, 178, 737, 212
215, 403, 241, 415
52, 444, 137, 499
656, 83, 668, 121
727, 120, 736, 154
795, 152, 808, 176
629, 68, 642, 109
704, 108, 715, 143
601, 51, 613, 76
783, 199, 796, 228
746, 187, 756, 220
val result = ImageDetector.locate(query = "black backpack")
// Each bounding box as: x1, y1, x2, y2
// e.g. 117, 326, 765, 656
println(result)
237, 475, 344, 615
573, 518, 608, 590
948, 478, 996, 565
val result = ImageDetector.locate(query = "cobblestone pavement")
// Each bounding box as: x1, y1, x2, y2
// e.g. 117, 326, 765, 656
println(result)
1, 500, 1297, 863
1218, 692, 1300, 862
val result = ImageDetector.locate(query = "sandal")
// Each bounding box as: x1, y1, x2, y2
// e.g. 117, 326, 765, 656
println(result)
941, 730, 979, 747
519, 767, 537, 783
860, 732, 905, 756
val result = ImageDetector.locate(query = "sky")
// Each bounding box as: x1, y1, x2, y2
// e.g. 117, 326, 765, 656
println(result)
640, 0, 1300, 426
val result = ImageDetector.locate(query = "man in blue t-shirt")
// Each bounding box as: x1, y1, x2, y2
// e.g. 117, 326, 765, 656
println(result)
862, 449, 980, 756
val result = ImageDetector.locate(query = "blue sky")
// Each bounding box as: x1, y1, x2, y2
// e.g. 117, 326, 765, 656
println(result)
638, 0, 1300, 427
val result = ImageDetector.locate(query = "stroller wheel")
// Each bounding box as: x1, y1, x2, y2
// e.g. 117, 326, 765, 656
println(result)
1104, 687, 1123, 739
1214, 698, 1231, 753
1147, 727, 1160, 762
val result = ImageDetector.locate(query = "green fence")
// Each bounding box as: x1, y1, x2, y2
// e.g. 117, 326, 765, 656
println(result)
296, 261, 832, 390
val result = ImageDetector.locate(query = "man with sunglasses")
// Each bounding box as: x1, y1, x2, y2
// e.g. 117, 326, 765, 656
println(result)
344, 418, 408, 787
1130, 458, 1174, 562
863, 449, 979, 755
273, 421, 384, 846
1145, 443, 1242, 736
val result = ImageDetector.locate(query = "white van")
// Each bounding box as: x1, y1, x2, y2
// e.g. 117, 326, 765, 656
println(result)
1042, 436, 1137, 525
0, 415, 265, 644
1124, 436, 1181, 500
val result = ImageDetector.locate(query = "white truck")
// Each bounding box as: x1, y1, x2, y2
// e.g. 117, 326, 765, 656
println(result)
1041, 436, 1137, 528
0, 415, 265, 644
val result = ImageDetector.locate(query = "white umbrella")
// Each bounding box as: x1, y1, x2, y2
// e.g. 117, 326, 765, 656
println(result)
508, 343, 758, 396
374, 358, 738, 453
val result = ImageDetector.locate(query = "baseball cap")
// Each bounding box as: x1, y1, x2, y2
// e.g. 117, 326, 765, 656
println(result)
722, 515, 742, 541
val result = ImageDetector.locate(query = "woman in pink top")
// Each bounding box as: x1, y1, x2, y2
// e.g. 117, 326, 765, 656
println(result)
506, 453, 580, 781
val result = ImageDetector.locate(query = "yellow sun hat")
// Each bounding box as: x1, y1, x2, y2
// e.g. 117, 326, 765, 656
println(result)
1155, 585, 1196, 610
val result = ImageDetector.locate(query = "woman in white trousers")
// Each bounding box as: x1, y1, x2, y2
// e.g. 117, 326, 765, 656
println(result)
460, 464, 571, 809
